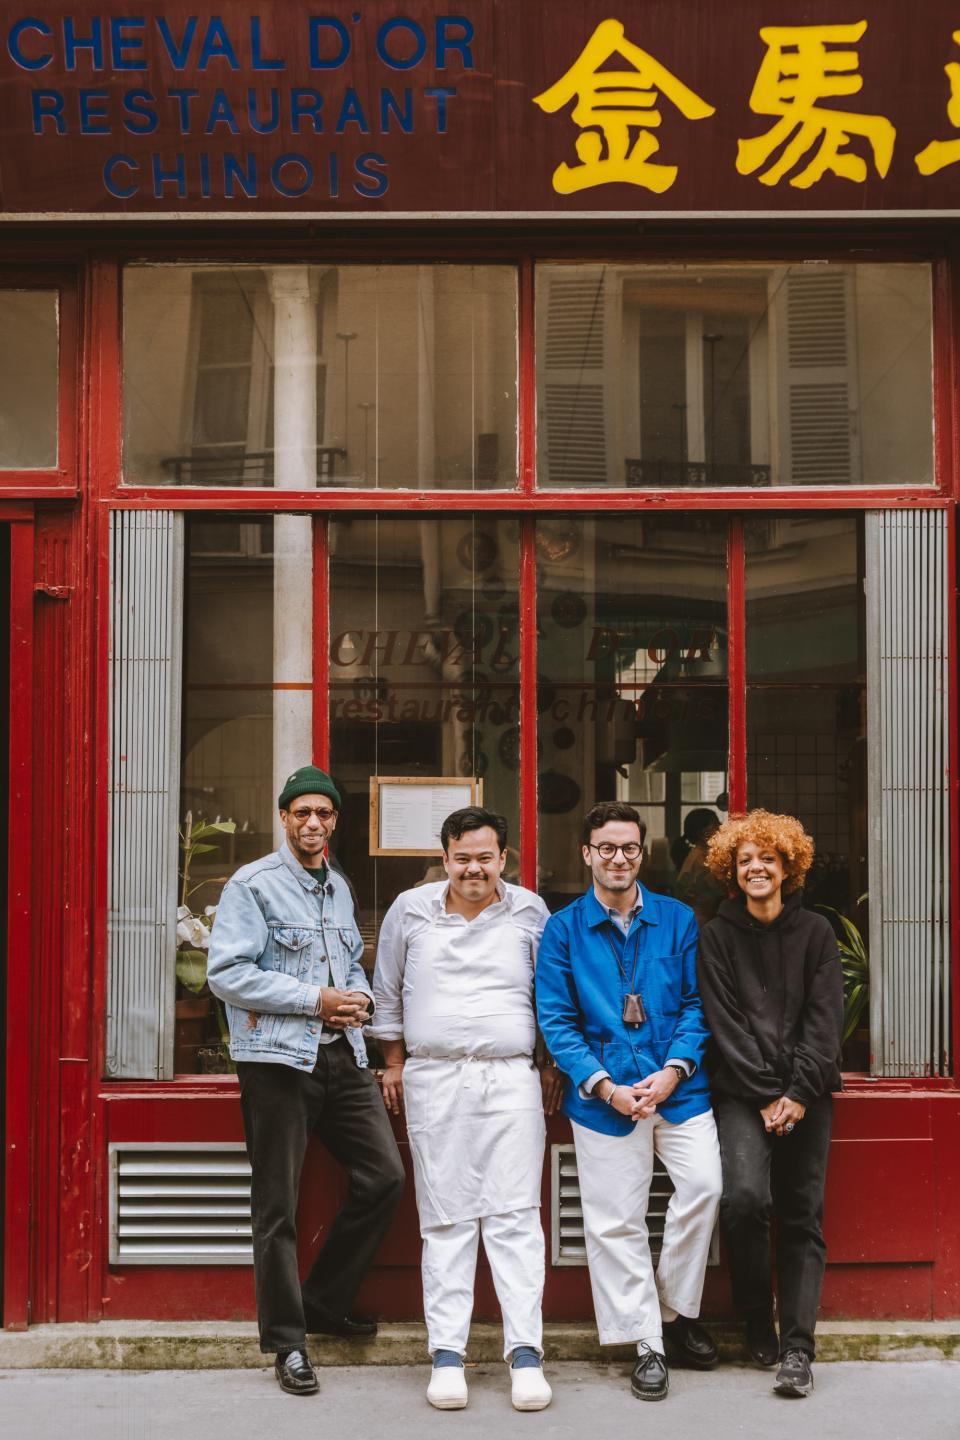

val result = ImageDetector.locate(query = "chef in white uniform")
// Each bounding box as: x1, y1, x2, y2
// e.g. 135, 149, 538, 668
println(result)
371, 806, 559, 1412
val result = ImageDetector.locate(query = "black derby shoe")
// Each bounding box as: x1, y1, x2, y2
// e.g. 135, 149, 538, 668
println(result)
774, 1349, 814, 1398
631, 1343, 669, 1401
274, 1349, 319, 1396
662, 1315, 718, 1370
303, 1304, 378, 1339
745, 1309, 779, 1368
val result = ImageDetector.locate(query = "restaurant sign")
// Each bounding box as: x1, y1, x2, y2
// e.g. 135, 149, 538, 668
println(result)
2, 0, 959, 216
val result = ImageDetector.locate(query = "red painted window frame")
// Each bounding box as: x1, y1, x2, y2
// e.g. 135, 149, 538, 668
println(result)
86, 233, 958, 1098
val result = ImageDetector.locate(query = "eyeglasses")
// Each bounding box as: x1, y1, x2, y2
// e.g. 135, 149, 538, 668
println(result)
289, 806, 336, 822
587, 842, 642, 860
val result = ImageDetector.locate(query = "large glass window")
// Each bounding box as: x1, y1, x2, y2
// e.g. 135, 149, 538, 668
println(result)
535, 513, 728, 917
536, 263, 933, 490
0, 289, 58, 469
328, 516, 520, 966
123, 265, 517, 490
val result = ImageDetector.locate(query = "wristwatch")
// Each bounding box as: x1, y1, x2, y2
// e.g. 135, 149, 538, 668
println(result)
667, 1065, 686, 1084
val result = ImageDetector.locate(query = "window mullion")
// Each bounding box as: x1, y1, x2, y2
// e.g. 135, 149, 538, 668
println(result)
727, 515, 747, 813
519, 514, 538, 890
312, 513, 330, 771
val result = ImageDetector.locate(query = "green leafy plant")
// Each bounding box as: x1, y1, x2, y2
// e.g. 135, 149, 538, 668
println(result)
176, 813, 237, 1057
818, 895, 868, 1047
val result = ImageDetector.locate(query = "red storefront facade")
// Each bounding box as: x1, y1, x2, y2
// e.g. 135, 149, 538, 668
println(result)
2, 1, 959, 1331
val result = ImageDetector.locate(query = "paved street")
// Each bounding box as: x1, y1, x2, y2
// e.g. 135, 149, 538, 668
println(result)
1, 1361, 957, 1440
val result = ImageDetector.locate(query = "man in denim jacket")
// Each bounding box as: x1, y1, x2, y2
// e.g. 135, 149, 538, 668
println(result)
535, 801, 722, 1404
208, 765, 405, 1396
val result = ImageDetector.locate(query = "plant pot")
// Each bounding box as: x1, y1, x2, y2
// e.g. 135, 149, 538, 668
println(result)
197, 1045, 232, 1075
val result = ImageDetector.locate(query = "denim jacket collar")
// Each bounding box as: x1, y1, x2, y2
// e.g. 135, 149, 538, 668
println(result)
584, 882, 660, 929
279, 839, 329, 894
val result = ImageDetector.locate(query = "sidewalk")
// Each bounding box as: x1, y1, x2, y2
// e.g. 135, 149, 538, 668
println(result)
0, 1319, 957, 1369
2, 1361, 958, 1440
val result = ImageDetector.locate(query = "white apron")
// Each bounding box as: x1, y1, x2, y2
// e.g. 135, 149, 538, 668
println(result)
400, 902, 546, 1228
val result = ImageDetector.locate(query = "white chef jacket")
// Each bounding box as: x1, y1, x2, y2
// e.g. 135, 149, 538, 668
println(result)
371, 879, 550, 1227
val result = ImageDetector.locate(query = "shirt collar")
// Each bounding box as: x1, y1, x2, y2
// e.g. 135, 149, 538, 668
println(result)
585, 882, 659, 928
279, 840, 329, 893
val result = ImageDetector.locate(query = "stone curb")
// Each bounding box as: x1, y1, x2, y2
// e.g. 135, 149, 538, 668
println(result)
0, 1321, 957, 1370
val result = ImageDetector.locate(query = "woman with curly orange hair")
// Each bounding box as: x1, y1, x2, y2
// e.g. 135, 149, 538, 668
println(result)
696, 811, 842, 1401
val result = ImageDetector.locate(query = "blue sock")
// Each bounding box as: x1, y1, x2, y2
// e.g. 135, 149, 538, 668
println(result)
433, 1349, 463, 1368
511, 1345, 541, 1369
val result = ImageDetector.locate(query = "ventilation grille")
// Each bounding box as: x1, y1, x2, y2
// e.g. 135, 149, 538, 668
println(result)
109, 1144, 253, 1266
551, 1143, 719, 1268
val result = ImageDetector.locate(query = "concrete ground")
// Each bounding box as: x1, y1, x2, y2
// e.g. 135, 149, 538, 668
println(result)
1, 1361, 958, 1440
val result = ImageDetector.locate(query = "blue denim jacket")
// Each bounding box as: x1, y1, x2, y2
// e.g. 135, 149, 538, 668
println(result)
535, 885, 712, 1136
207, 842, 372, 1071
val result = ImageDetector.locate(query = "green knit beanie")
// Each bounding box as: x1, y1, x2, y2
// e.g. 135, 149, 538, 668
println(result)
277, 765, 341, 813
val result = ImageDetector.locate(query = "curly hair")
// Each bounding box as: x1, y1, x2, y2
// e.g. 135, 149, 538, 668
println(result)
704, 810, 815, 895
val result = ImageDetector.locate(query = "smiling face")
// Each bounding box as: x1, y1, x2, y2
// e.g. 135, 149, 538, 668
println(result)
280, 792, 338, 870
736, 840, 786, 910
443, 825, 507, 915
582, 819, 643, 902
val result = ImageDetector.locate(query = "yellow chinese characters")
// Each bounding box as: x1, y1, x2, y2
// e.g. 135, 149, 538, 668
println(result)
532, 18, 715, 194
916, 30, 960, 174
737, 21, 896, 188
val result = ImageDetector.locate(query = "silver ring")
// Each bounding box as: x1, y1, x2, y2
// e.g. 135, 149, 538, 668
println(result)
785, 1122, 795, 1133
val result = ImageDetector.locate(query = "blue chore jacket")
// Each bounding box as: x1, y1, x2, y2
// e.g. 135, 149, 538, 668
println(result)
535, 884, 712, 1137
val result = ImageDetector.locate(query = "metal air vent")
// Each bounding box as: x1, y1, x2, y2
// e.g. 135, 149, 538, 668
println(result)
109, 1143, 253, 1266
551, 1143, 720, 1268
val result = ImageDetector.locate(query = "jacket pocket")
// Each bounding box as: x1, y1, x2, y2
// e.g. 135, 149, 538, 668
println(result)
273, 926, 315, 977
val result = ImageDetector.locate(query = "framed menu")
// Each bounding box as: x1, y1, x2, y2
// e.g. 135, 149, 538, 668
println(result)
368, 776, 484, 856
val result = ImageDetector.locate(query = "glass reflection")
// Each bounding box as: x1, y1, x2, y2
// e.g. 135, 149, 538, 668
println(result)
745, 513, 867, 1062
536, 262, 932, 489
0, 290, 58, 469
535, 514, 728, 914
328, 516, 521, 980
123, 264, 517, 490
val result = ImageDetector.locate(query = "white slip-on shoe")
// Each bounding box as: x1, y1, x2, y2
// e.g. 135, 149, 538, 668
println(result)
510, 1365, 553, 1411
427, 1364, 469, 1410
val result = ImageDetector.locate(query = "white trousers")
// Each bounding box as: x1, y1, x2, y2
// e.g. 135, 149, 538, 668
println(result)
572, 1109, 722, 1348
421, 1206, 545, 1361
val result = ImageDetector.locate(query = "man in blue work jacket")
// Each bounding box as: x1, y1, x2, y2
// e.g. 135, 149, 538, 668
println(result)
536, 800, 722, 1403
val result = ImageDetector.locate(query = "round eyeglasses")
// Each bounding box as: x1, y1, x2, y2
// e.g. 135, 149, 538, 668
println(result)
587, 841, 642, 861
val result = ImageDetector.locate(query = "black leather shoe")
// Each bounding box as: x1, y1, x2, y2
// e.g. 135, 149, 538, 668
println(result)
631, 1343, 669, 1401
745, 1309, 779, 1368
774, 1349, 814, 1398
274, 1349, 319, 1396
662, 1315, 719, 1370
303, 1303, 378, 1339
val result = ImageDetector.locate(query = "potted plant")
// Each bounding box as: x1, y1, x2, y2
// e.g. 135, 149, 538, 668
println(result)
175, 812, 237, 1073
817, 894, 869, 1051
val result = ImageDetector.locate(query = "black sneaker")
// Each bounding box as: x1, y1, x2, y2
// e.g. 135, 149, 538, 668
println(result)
630, 1343, 669, 1401
745, 1309, 779, 1368
774, 1349, 814, 1397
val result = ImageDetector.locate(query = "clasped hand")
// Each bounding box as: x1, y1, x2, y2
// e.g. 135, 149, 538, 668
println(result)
318, 987, 370, 1029
607, 1068, 681, 1121
761, 1095, 806, 1137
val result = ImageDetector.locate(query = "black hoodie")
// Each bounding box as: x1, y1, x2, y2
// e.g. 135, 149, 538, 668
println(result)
696, 889, 843, 1107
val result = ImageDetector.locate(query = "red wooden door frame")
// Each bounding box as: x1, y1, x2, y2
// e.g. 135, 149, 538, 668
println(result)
4, 514, 34, 1329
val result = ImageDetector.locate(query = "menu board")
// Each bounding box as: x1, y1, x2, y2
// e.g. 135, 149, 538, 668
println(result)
369, 777, 483, 856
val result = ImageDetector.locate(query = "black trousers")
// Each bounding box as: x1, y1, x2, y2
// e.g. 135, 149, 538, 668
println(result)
714, 1092, 833, 1359
237, 1040, 405, 1354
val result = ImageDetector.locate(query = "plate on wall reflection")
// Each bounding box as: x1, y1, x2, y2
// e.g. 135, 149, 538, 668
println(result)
535, 520, 580, 564
456, 530, 499, 573
551, 591, 588, 629
537, 771, 581, 815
